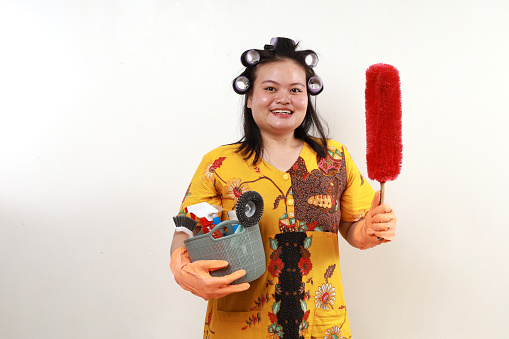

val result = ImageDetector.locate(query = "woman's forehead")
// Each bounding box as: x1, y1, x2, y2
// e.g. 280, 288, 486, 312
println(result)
254, 59, 306, 82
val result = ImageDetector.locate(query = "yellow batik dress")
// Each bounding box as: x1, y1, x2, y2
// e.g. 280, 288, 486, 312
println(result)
177, 139, 374, 339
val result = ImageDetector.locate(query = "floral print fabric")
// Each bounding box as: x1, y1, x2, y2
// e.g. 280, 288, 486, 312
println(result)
178, 140, 374, 338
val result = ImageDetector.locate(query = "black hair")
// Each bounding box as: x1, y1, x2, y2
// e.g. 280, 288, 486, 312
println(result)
233, 37, 329, 165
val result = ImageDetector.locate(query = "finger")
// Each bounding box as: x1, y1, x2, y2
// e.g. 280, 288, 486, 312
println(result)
220, 269, 248, 285
202, 269, 247, 288
370, 213, 394, 225
370, 203, 394, 217
372, 230, 395, 241
372, 220, 396, 239
370, 223, 392, 233
213, 283, 251, 299
198, 260, 230, 271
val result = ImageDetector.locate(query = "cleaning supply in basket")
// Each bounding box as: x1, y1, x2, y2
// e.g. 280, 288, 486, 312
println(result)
173, 215, 197, 238
226, 210, 240, 232
185, 202, 223, 238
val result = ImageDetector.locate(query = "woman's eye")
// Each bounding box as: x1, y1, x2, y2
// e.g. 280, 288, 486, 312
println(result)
290, 88, 302, 93
265, 87, 276, 91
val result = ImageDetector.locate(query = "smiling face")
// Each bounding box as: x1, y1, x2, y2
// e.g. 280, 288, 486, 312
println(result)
247, 59, 308, 140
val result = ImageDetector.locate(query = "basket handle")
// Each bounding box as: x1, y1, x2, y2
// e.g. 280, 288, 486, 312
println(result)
207, 219, 240, 240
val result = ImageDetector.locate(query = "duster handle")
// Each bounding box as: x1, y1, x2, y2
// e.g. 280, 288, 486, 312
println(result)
374, 182, 386, 242
380, 182, 385, 204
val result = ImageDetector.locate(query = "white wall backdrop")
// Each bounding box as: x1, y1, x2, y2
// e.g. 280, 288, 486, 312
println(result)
1, 0, 508, 338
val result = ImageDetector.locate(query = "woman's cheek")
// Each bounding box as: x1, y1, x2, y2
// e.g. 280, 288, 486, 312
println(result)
298, 97, 308, 109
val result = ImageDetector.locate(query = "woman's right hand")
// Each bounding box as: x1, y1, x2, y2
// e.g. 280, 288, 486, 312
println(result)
170, 247, 250, 300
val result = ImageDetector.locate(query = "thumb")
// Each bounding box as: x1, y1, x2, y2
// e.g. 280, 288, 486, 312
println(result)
370, 190, 381, 211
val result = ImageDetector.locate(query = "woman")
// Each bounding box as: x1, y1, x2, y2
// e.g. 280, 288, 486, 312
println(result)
170, 37, 397, 339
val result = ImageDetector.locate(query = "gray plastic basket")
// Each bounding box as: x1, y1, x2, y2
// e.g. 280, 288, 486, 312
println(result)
183, 220, 266, 284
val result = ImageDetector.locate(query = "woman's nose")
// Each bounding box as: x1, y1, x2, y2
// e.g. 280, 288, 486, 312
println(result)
276, 91, 290, 104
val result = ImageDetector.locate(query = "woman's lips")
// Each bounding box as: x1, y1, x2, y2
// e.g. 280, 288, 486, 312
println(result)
271, 110, 293, 115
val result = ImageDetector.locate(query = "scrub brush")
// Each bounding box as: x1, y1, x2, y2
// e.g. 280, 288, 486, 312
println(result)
173, 215, 197, 238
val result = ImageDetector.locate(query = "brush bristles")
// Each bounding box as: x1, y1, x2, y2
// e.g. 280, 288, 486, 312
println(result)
365, 63, 403, 182
173, 215, 197, 232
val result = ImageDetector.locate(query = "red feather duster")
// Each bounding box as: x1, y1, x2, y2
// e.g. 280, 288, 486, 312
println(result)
365, 63, 402, 202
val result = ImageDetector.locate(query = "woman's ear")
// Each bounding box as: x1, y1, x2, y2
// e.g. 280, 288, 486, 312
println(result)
247, 94, 252, 109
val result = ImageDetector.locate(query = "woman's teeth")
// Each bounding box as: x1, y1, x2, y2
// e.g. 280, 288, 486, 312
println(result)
271, 110, 293, 115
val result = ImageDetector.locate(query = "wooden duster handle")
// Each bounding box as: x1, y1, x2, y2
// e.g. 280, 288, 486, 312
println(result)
375, 182, 386, 241
380, 182, 385, 204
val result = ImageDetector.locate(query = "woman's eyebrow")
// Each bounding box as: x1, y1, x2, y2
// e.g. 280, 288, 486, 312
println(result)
261, 80, 305, 87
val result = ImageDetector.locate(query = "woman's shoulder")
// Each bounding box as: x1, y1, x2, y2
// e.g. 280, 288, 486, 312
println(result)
201, 143, 243, 160
319, 138, 350, 155
306, 137, 346, 149
325, 138, 346, 149
321, 139, 358, 162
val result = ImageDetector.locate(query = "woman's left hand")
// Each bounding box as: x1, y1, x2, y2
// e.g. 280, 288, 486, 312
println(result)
365, 190, 397, 242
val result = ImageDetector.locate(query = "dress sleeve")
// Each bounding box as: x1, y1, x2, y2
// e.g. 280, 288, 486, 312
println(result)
177, 151, 224, 226
340, 146, 375, 222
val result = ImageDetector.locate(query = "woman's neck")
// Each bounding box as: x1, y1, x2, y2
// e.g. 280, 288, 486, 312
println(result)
260, 132, 304, 172
261, 130, 301, 147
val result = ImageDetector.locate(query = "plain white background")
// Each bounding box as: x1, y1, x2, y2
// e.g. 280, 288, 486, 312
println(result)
1, 0, 508, 338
